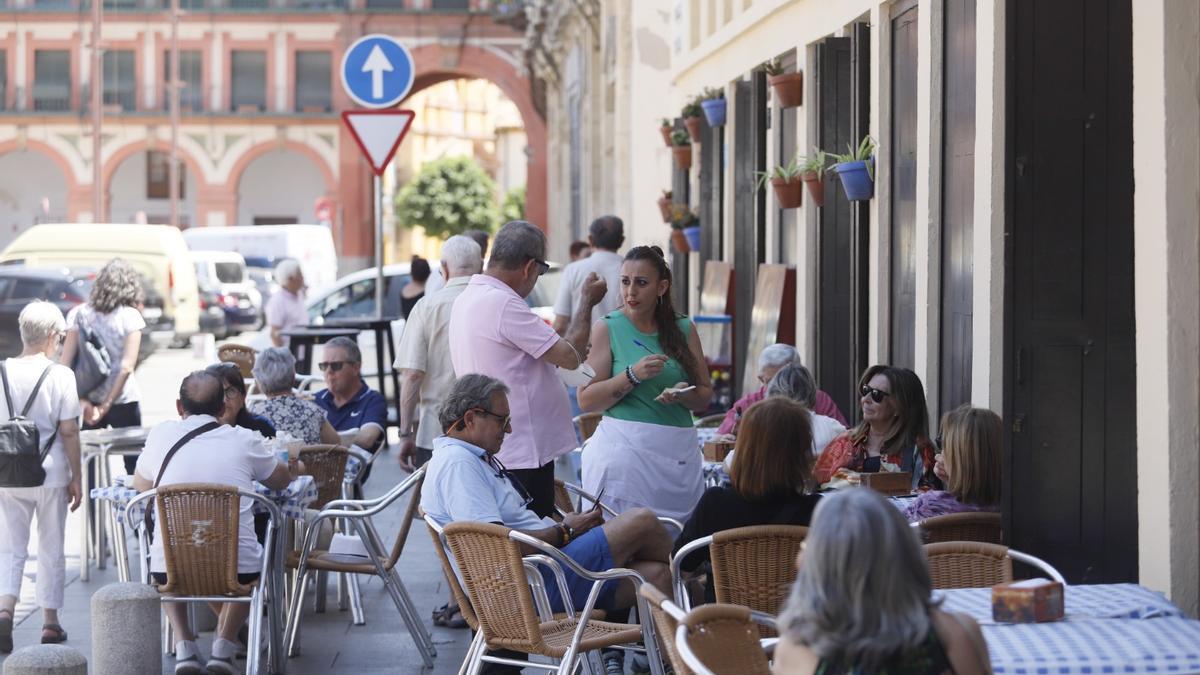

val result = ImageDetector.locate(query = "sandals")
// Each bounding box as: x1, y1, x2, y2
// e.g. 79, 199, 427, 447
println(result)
431, 603, 468, 629
0, 609, 12, 653
41, 623, 67, 644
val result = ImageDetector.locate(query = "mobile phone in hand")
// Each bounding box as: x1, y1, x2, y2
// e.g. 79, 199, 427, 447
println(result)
671, 385, 697, 395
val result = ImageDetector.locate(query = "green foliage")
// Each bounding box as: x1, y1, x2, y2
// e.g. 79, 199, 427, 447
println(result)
682, 96, 703, 118
500, 185, 526, 223
760, 58, 785, 76
801, 149, 831, 178
661, 118, 672, 127
700, 86, 724, 101
828, 136, 878, 180
667, 203, 699, 230
755, 152, 805, 190
670, 129, 691, 146
394, 156, 499, 239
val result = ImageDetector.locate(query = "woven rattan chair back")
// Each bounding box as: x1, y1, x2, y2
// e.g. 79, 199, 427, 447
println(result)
709, 524, 807, 636
553, 479, 577, 514
218, 344, 256, 378
918, 511, 1003, 544
680, 604, 772, 675
574, 412, 602, 441
638, 584, 692, 675
155, 483, 252, 597
382, 476, 423, 571
425, 522, 480, 632
925, 541, 1014, 589
443, 521, 545, 652
693, 414, 725, 428
298, 445, 349, 509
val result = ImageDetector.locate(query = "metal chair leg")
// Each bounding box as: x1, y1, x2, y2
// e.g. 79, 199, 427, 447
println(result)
284, 569, 312, 657
381, 570, 436, 667
336, 571, 349, 611
347, 573, 366, 625
314, 570, 328, 613
458, 630, 485, 675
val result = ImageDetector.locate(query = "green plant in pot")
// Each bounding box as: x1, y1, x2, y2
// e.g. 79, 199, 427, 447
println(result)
667, 203, 700, 253
800, 149, 830, 207
756, 153, 805, 209
829, 135, 877, 201
683, 97, 705, 142
762, 58, 804, 108
699, 86, 727, 127
659, 118, 674, 147
670, 129, 693, 170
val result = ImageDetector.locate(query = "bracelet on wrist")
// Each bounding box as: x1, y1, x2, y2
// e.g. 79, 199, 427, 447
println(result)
556, 522, 572, 546
625, 365, 642, 386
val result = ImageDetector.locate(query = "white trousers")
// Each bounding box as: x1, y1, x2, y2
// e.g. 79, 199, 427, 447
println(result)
0, 485, 69, 609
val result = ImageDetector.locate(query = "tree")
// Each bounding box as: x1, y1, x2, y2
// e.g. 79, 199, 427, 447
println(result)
394, 156, 499, 239
500, 185, 526, 223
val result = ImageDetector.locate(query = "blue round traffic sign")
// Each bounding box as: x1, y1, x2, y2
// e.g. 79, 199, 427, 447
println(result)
340, 34, 415, 109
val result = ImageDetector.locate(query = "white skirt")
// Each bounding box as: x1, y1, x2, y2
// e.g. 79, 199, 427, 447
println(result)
581, 416, 704, 523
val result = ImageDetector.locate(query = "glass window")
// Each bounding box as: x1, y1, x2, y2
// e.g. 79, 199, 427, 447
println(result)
314, 279, 376, 320
430, 0, 470, 8
294, 51, 331, 113
230, 51, 266, 112
164, 49, 202, 111
33, 50, 71, 112
9, 278, 51, 303
102, 49, 136, 111
214, 262, 244, 284
146, 151, 186, 200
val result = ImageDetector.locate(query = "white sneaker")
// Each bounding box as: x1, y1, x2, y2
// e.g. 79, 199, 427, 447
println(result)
173, 640, 204, 675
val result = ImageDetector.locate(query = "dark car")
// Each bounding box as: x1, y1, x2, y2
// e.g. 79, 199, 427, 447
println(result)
196, 286, 230, 339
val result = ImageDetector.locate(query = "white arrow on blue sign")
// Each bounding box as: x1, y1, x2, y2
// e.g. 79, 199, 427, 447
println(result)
340, 34, 415, 109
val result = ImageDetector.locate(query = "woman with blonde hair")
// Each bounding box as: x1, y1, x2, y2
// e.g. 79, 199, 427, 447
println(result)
774, 488, 991, 674
904, 405, 1002, 521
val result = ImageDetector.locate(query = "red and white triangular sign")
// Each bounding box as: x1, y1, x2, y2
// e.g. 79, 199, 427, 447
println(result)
341, 109, 415, 176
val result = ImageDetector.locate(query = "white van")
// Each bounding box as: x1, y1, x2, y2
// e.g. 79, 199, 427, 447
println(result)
191, 251, 262, 333
183, 225, 338, 295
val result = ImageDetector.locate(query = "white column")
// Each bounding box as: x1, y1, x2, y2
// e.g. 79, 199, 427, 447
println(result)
913, 0, 944, 418
273, 31, 286, 112
210, 32, 223, 112
14, 30, 26, 110
143, 31, 156, 110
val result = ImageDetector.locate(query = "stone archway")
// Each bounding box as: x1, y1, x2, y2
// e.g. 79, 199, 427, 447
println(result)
0, 141, 77, 247
229, 142, 334, 227
102, 141, 204, 227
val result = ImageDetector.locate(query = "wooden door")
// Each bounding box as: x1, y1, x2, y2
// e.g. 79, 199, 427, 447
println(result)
890, 1, 919, 369
732, 74, 768, 398
1006, 0, 1136, 583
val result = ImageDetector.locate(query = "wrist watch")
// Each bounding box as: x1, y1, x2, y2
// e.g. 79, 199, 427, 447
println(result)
398, 431, 414, 438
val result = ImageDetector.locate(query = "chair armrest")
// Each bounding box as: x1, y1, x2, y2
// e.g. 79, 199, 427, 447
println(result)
670, 535, 713, 610
508, 530, 647, 586
522, 554, 572, 621
676, 625, 715, 675
301, 468, 424, 542
657, 516, 685, 536
1008, 549, 1067, 585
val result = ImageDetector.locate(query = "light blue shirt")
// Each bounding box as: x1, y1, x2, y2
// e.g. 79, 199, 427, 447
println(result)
421, 435, 553, 532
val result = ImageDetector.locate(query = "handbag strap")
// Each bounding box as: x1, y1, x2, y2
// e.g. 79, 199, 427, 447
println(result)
143, 420, 221, 532
20, 365, 54, 418
0, 361, 14, 421
1, 360, 62, 461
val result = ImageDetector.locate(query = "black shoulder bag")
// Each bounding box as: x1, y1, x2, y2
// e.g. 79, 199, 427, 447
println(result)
142, 420, 221, 533
0, 361, 58, 488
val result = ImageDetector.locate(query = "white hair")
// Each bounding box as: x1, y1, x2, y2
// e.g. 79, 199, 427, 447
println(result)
441, 235, 484, 276
18, 301, 66, 349
758, 343, 801, 372
252, 347, 297, 395
275, 259, 302, 284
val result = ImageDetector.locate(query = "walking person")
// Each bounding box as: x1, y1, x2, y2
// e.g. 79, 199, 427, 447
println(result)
449, 221, 605, 518
59, 257, 145, 475
0, 301, 83, 653
265, 259, 306, 348
399, 255, 430, 319
577, 245, 713, 522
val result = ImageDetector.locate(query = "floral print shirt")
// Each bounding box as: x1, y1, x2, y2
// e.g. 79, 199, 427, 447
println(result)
250, 395, 324, 445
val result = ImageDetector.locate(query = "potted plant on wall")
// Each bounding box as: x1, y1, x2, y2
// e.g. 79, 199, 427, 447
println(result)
763, 58, 803, 108
667, 203, 697, 253
756, 153, 805, 209
683, 97, 704, 142
800, 149, 829, 207
829, 135, 877, 201
659, 119, 674, 147
699, 87, 726, 127
671, 129, 693, 170
657, 190, 673, 222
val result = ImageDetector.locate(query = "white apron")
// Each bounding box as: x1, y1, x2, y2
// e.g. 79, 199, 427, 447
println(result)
581, 416, 704, 523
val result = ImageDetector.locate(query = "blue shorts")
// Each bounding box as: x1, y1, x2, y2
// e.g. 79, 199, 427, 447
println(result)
541, 527, 618, 614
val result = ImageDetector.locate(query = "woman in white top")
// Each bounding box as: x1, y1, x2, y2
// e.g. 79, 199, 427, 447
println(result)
59, 258, 146, 474
0, 301, 82, 653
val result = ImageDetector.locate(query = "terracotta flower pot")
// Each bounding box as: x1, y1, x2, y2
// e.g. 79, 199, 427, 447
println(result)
684, 116, 704, 143
802, 170, 825, 208
659, 126, 673, 147
670, 228, 690, 254
657, 197, 673, 222
770, 176, 804, 209
769, 72, 804, 108
672, 145, 693, 170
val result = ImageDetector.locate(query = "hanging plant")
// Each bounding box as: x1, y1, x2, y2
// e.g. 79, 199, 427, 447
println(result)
657, 189, 673, 222
670, 129, 693, 170
682, 97, 704, 142
699, 86, 726, 127
829, 136, 877, 201
659, 118, 673, 147
800, 150, 830, 207
668, 203, 699, 254
756, 153, 804, 209
762, 58, 803, 108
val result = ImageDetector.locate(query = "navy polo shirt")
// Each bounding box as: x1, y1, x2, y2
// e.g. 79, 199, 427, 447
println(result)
315, 380, 388, 436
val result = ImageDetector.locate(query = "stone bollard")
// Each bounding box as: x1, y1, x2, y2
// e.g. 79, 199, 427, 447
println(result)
2, 644, 87, 675
90, 582, 161, 675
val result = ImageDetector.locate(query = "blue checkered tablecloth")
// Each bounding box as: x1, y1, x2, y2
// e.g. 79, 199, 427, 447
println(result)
938, 585, 1200, 674
91, 474, 318, 526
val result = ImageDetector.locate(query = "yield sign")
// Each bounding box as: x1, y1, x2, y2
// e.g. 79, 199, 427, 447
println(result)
341, 109, 415, 176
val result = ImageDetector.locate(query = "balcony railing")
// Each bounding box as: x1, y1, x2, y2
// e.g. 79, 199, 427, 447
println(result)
31, 82, 70, 111
6, 0, 491, 11
2, 83, 340, 116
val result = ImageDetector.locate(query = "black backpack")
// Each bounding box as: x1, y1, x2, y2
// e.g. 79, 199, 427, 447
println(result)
0, 360, 58, 488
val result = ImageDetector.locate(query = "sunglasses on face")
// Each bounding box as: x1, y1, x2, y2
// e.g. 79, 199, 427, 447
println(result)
529, 258, 550, 277
318, 360, 352, 373
860, 384, 892, 403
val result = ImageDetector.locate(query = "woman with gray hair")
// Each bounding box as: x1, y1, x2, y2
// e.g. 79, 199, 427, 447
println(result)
716, 343, 846, 436
59, 257, 146, 474
0, 301, 83, 652
249, 347, 339, 445
774, 488, 991, 674
767, 364, 846, 456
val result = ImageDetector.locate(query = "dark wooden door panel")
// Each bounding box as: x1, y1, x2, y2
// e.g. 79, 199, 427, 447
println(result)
732, 75, 768, 398
890, 3, 919, 369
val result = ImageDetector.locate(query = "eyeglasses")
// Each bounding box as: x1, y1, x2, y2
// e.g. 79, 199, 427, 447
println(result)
317, 361, 351, 372
472, 407, 513, 432
529, 257, 550, 277
860, 384, 891, 403
485, 454, 532, 508
222, 386, 240, 400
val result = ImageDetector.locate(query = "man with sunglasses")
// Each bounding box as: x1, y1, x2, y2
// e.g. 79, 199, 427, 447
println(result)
449, 221, 607, 518
313, 337, 387, 469
423, 374, 674, 675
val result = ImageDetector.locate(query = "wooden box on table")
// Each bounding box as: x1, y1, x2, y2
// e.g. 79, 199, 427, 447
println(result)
860, 471, 912, 496
992, 579, 1065, 623
702, 440, 735, 462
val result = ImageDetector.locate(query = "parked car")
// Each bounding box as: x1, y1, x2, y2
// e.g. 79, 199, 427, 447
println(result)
183, 224, 338, 296
191, 251, 262, 334
196, 286, 230, 340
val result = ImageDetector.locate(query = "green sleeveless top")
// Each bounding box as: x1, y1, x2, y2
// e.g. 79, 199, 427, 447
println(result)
603, 311, 695, 428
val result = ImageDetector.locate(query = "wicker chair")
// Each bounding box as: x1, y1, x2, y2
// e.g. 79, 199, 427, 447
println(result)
916, 511, 1003, 544
638, 584, 693, 675
672, 524, 807, 637
296, 445, 350, 509
553, 479, 685, 536
674, 603, 776, 675
573, 412, 603, 442
283, 469, 435, 666
218, 344, 257, 378
924, 541, 1066, 589
442, 521, 665, 675
128, 483, 284, 675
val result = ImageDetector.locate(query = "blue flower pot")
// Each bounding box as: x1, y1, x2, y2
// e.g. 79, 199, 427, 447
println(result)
683, 225, 702, 251
834, 160, 874, 201
700, 98, 726, 127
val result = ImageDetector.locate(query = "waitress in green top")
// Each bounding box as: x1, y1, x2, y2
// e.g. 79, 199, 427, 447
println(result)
578, 245, 713, 522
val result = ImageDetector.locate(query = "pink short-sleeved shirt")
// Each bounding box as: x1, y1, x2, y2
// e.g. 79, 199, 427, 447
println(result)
449, 274, 576, 470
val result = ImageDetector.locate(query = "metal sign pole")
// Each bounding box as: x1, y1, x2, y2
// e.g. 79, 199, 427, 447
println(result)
374, 173, 384, 320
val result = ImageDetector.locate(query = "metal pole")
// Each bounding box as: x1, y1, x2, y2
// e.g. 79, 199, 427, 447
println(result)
168, 0, 180, 228
374, 174, 383, 320
90, 0, 103, 223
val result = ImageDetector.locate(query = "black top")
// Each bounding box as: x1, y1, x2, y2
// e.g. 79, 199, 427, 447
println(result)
235, 408, 276, 438
400, 292, 424, 319
675, 486, 822, 574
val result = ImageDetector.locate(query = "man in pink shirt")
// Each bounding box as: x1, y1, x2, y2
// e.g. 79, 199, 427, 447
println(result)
449, 221, 605, 518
